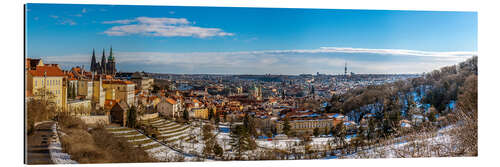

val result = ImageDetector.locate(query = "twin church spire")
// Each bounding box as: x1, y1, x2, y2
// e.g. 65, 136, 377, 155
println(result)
90, 46, 116, 75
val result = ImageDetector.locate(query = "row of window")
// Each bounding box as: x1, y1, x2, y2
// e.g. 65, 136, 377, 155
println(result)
34, 79, 61, 87
49, 90, 61, 95
292, 122, 332, 129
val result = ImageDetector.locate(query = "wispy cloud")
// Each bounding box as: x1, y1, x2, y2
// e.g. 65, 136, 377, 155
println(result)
102, 17, 234, 38
49, 15, 76, 25
318, 47, 475, 58
42, 47, 476, 74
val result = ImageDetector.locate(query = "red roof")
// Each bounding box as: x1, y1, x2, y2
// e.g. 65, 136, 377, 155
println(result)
28, 66, 65, 77
166, 98, 177, 105
103, 80, 134, 85
105, 99, 121, 110
71, 67, 82, 74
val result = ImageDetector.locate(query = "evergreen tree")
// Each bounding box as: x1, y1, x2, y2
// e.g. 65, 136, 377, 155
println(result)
208, 107, 214, 120
202, 124, 215, 157
243, 113, 257, 137
283, 118, 291, 135
214, 111, 220, 127
213, 142, 223, 157
313, 127, 320, 137
183, 109, 189, 121
127, 106, 137, 128
229, 125, 256, 159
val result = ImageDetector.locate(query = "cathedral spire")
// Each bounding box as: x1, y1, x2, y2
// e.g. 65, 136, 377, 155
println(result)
91, 48, 96, 72
108, 45, 114, 61
101, 48, 106, 74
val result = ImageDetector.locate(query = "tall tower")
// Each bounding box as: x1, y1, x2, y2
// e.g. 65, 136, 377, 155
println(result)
107, 46, 116, 75
344, 61, 347, 77
101, 49, 107, 75
90, 49, 96, 72
344, 61, 348, 81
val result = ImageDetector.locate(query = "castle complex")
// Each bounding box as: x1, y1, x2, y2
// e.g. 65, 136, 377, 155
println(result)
90, 46, 116, 75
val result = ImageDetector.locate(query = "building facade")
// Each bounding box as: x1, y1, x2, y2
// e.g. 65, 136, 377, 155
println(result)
102, 80, 135, 106
276, 118, 339, 134
26, 64, 67, 109
157, 97, 181, 118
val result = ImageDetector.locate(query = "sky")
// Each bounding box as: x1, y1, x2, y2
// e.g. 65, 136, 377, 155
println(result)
25, 3, 477, 75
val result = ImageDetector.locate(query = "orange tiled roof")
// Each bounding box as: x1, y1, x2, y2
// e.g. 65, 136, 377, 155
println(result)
105, 99, 121, 110
28, 66, 65, 77
166, 98, 177, 105
103, 80, 134, 85
71, 67, 82, 73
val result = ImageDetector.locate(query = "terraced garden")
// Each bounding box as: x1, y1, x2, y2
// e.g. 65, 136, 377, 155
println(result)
139, 117, 193, 144
139, 117, 206, 157
105, 126, 186, 161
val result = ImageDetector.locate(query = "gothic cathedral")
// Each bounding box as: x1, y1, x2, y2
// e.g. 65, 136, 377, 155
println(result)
90, 46, 116, 75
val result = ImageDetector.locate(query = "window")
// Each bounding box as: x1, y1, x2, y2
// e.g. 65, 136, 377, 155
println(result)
35, 80, 37, 86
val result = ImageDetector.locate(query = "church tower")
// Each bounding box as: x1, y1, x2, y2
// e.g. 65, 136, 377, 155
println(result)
101, 49, 107, 75
107, 46, 116, 75
90, 48, 96, 73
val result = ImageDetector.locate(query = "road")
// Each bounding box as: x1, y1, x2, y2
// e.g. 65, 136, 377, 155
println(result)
26, 121, 55, 164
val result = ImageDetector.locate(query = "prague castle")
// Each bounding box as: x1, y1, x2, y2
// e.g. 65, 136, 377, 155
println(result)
90, 46, 116, 75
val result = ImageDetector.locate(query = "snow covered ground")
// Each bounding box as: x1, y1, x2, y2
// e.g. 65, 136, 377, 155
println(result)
344, 125, 457, 158
106, 126, 193, 162
50, 123, 78, 164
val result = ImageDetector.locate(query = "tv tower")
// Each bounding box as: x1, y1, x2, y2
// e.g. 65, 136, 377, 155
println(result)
344, 61, 347, 77
344, 61, 348, 81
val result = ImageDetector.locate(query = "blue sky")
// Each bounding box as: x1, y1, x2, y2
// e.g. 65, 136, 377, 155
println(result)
25, 3, 477, 74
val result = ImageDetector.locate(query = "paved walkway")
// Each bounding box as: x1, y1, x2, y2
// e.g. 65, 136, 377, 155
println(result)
26, 121, 55, 164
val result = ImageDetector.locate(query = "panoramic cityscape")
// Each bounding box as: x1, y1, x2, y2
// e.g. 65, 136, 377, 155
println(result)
25, 4, 477, 164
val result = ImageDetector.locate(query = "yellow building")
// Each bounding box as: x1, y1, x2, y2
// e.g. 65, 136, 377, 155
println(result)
131, 72, 154, 92
92, 77, 106, 110
77, 80, 93, 100
191, 107, 216, 120
26, 65, 66, 110
102, 80, 135, 106
67, 99, 92, 116
276, 118, 339, 134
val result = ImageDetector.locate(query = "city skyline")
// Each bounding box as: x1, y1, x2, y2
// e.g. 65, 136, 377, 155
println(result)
26, 4, 477, 74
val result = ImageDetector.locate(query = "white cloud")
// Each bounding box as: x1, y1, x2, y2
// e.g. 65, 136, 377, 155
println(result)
42, 47, 475, 74
102, 19, 134, 24
102, 17, 234, 38
60, 18, 77, 25
49, 15, 76, 26
318, 47, 476, 58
